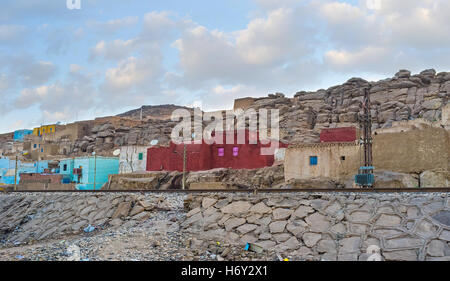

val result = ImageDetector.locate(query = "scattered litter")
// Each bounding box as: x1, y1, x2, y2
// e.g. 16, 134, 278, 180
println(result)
15, 255, 24, 260
276, 254, 283, 261
80, 258, 90, 262
83, 225, 95, 233
244, 243, 264, 254
217, 255, 224, 261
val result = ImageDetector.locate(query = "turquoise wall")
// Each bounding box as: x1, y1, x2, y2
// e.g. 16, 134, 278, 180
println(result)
73, 157, 119, 190
0, 158, 44, 184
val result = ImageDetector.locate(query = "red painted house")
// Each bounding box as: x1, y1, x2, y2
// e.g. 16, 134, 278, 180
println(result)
320, 127, 357, 143
147, 130, 288, 172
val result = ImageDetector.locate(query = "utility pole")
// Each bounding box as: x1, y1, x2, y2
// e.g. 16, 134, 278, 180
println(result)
14, 155, 18, 191
182, 143, 186, 190
355, 87, 374, 188
93, 152, 97, 191
362, 87, 373, 170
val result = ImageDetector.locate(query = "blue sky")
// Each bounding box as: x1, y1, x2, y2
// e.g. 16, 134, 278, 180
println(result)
1, 0, 450, 133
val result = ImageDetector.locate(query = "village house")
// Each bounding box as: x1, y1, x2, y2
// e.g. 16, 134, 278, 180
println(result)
13, 129, 33, 142
285, 113, 450, 187
147, 129, 288, 172
59, 156, 119, 190
119, 146, 148, 174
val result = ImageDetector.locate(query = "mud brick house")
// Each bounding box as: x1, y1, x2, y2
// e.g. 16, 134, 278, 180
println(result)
147, 130, 288, 172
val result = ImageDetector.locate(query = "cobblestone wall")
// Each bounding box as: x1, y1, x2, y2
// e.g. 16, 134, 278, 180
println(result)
183, 192, 450, 261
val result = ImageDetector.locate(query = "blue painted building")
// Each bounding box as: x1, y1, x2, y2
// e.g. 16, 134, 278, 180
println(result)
0, 157, 48, 185
59, 158, 75, 183
59, 156, 119, 190
13, 130, 33, 142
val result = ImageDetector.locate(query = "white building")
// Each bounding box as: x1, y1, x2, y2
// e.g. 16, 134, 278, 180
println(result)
119, 146, 148, 174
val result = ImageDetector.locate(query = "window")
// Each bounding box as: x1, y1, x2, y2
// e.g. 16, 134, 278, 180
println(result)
50, 128, 53, 132
41, 148, 44, 153
138, 153, 143, 160
218, 148, 224, 157
33, 144, 37, 148
309, 156, 318, 166
233, 147, 239, 156
340, 156, 346, 161
63, 164, 67, 171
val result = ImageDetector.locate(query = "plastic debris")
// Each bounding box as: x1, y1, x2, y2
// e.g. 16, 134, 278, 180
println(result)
15, 255, 24, 260
244, 243, 264, 254
83, 225, 95, 233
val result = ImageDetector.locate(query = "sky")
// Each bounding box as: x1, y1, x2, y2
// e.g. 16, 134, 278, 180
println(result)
0, 0, 450, 133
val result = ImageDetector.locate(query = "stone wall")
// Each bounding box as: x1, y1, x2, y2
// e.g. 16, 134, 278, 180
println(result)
2, 191, 450, 261
183, 192, 450, 261
0, 192, 176, 246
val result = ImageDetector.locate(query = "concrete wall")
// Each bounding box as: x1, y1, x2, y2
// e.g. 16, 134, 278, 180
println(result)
119, 146, 148, 174
73, 156, 119, 190
284, 143, 360, 181
373, 127, 449, 174
183, 192, 450, 261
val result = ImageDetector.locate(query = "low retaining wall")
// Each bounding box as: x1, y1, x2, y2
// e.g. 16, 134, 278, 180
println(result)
182, 192, 450, 261
0, 192, 179, 246
1, 191, 449, 261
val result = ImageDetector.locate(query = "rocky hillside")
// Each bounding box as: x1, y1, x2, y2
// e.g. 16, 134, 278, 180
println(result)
243, 69, 449, 143
65, 69, 450, 156
2, 68, 449, 157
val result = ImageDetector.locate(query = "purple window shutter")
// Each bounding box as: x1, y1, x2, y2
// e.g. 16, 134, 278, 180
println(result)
218, 148, 224, 157
233, 147, 239, 156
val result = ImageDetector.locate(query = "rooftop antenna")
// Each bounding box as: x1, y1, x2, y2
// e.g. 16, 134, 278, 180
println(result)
355, 87, 374, 188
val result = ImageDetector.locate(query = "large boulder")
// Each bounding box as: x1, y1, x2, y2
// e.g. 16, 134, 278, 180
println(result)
420, 171, 449, 188
373, 170, 418, 188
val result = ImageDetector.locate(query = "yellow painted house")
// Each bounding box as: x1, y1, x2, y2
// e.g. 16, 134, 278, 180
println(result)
33, 125, 56, 136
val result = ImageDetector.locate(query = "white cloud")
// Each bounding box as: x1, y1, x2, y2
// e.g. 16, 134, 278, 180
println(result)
324, 46, 391, 70
90, 39, 139, 61
87, 16, 139, 34
0, 25, 28, 45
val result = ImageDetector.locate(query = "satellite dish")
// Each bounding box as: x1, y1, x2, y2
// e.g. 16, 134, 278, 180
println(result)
113, 149, 120, 156
150, 140, 158, 146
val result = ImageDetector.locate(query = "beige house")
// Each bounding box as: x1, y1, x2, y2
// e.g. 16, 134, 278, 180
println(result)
285, 117, 450, 183
284, 142, 360, 182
